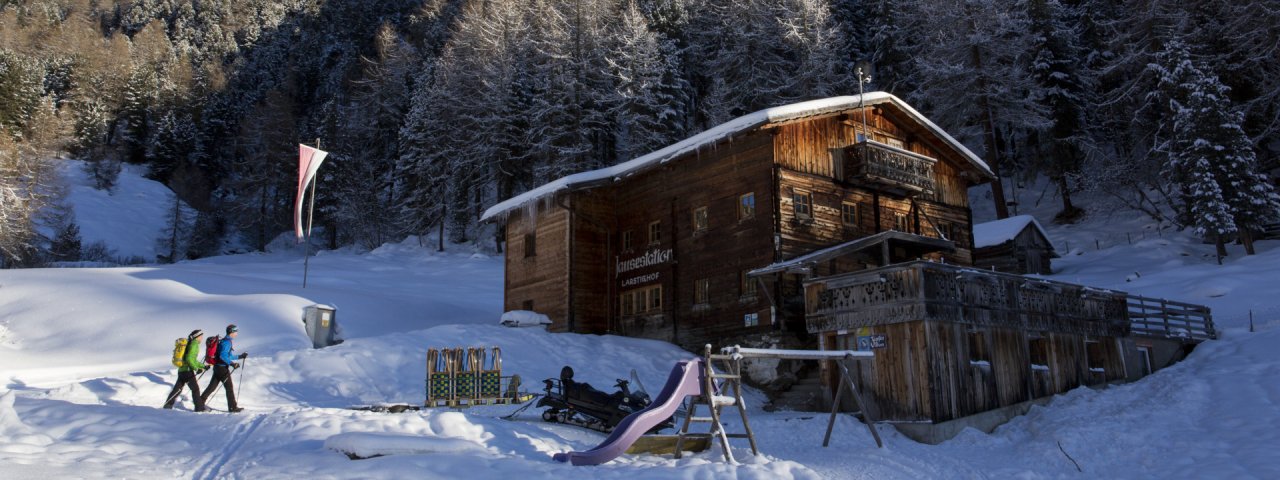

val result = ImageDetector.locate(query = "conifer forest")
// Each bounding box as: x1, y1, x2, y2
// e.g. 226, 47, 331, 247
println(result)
1, 0, 1277, 266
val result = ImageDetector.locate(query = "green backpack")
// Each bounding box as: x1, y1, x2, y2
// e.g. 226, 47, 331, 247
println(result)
171, 338, 189, 367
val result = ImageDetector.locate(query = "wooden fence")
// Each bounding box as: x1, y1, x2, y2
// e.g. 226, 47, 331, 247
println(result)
1126, 294, 1217, 341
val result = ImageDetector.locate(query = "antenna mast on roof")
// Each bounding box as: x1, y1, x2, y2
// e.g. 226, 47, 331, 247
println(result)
856, 60, 874, 142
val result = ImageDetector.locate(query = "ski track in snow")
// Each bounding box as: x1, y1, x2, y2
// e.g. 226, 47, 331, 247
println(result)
193, 414, 267, 480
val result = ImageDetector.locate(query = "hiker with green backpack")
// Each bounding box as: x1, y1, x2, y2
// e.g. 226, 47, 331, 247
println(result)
163, 329, 209, 411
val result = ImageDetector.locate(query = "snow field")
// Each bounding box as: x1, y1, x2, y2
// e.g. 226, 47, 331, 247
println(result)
1, 161, 1279, 478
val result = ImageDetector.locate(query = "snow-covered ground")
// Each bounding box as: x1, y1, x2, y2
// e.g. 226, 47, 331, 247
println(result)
1, 169, 1278, 478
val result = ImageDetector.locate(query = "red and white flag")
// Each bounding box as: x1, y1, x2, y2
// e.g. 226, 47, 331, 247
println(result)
295, 144, 329, 242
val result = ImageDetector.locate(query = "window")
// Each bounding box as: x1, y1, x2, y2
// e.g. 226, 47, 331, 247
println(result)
739, 193, 756, 220
894, 213, 910, 232
693, 206, 709, 232
968, 328, 990, 365
884, 137, 905, 149
695, 278, 710, 305
936, 222, 954, 240
648, 220, 662, 245
1086, 340, 1105, 373
793, 190, 812, 218
621, 285, 663, 315
622, 230, 633, 251
524, 233, 537, 258
841, 202, 860, 226
740, 271, 756, 299
1029, 335, 1050, 371
621, 293, 634, 316
522, 300, 534, 311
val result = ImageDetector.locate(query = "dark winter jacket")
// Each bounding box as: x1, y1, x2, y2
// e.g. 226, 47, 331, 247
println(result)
216, 337, 237, 366
179, 339, 208, 373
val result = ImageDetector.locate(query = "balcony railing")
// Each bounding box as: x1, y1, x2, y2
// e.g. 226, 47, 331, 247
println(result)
844, 141, 937, 194
804, 261, 1215, 342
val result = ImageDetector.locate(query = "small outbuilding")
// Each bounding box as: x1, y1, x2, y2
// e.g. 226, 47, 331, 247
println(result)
972, 215, 1057, 275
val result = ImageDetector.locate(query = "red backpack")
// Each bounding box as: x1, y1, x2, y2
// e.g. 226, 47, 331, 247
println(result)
205, 335, 222, 365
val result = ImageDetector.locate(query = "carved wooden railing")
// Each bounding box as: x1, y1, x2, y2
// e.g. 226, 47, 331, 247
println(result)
805, 261, 1215, 342
845, 141, 936, 194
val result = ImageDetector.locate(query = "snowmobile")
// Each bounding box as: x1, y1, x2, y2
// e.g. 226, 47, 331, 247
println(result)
537, 366, 673, 433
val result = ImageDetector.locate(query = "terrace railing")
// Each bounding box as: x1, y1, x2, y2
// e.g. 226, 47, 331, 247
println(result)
804, 261, 1215, 344
805, 261, 1129, 337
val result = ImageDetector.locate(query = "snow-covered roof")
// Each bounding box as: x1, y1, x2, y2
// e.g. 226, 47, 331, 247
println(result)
973, 215, 1056, 253
481, 92, 993, 221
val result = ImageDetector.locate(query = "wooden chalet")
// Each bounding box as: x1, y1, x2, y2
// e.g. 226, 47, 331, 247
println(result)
483, 93, 1216, 442
482, 92, 993, 350
972, 215, 1058, 274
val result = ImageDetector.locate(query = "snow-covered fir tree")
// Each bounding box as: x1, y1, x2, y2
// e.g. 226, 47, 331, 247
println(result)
155, 191, 195, 263
1026, 0, 1092, 221
605, 0, 690, 161
1151, 40, 1280, 261
904, 0, 1049, 219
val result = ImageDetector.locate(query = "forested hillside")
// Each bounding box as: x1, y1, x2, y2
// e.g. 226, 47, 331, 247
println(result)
1, 0, 1277, 266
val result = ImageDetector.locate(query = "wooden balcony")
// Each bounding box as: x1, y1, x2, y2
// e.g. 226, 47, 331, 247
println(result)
804, 261, 1215, 341
842, 140, 937, 194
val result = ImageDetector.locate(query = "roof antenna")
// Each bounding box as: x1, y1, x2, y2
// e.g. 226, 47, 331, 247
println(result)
855, 60, 874, 143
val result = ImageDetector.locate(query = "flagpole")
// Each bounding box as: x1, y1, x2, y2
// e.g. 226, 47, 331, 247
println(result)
303, 138, 319, 288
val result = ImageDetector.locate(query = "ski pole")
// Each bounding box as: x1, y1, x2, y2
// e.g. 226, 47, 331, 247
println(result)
237, 356, 246, 399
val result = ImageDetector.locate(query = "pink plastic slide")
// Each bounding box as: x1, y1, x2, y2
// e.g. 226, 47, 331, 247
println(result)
552, 358, 705, 466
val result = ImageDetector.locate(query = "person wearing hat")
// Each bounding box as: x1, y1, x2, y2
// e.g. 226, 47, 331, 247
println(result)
163, 329, 209, 411
200, 324, 248, 412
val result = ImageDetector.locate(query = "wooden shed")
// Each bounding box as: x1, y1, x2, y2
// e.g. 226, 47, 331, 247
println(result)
972, 215, 1058, 275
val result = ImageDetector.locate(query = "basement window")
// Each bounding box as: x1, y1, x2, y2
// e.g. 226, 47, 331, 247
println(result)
968, 328, 990, 367
1029, 335, 1050, 371
1086, 340, 1105, 373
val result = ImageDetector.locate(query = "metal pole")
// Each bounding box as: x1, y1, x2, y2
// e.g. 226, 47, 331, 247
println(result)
303, 138, 319, 288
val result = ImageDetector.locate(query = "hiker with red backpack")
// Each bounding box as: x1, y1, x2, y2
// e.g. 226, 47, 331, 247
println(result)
163, 329, 209, 411
200, 324, 248, 412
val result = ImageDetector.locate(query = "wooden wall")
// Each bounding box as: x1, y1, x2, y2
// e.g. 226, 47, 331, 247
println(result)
776, 169, 974, 266
608, 131, 777, 349
569, 190, 614, 334
771, 109, 975, 208
833, 321, 1127, 423
504, 204, 570, 331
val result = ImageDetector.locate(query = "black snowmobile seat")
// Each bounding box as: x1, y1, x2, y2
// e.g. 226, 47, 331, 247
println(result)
560, 366, 618, 407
